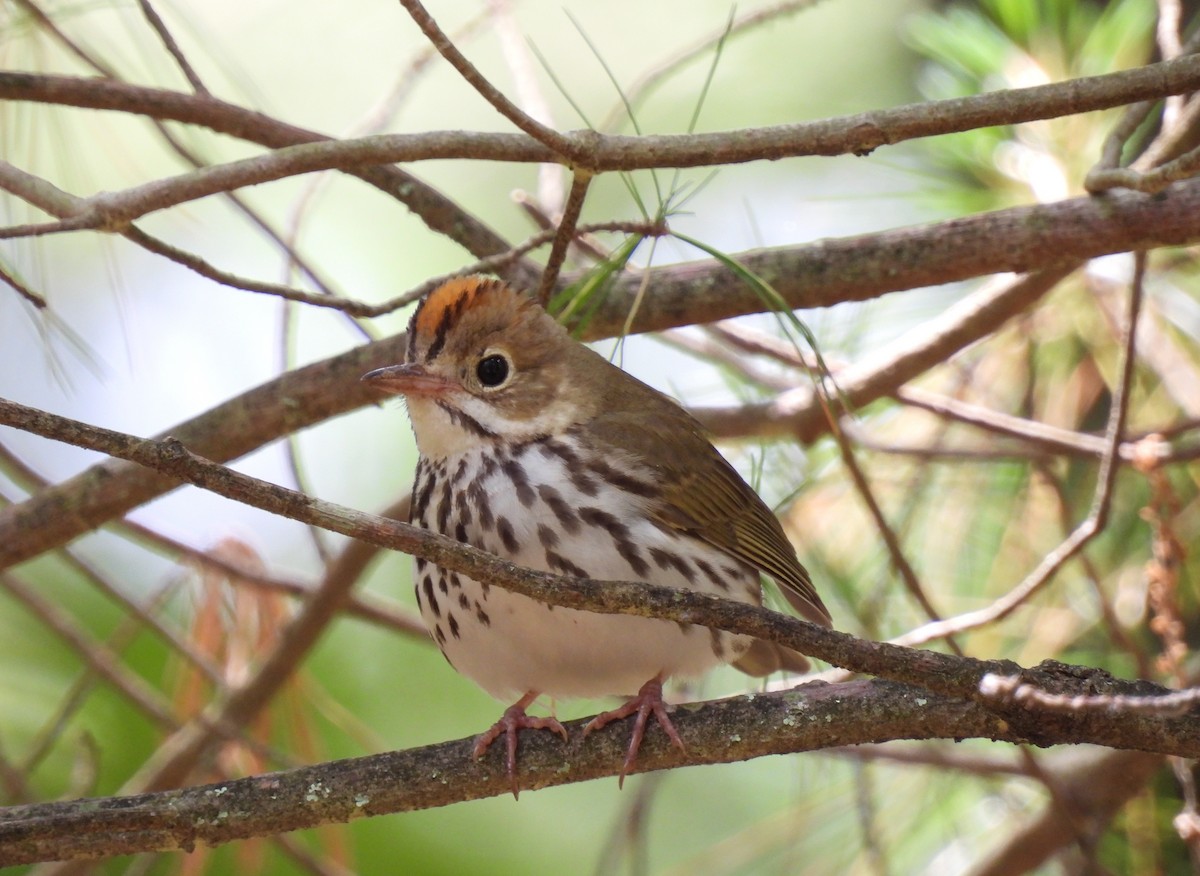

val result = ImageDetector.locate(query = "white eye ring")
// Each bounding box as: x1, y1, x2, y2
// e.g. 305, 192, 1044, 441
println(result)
475, 351, 512, 389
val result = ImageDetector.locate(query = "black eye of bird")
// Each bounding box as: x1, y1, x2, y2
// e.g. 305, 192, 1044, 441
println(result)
476, 354, 509, 388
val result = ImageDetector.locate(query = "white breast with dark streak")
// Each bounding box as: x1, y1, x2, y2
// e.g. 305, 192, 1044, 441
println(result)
409, 430, 761, 701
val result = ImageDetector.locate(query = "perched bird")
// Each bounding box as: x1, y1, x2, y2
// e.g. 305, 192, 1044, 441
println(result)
364, 276, 831, 792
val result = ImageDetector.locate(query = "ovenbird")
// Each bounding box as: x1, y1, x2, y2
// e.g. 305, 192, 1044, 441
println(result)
364, 276, 831, 792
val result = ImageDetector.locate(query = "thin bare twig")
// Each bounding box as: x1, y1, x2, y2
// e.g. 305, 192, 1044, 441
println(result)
597, 0, 827, 132
0, 262, 46, 309
397, 0, 585, 162
10, 0, 372, 327
278, 6, 499, 331
1084, 143, 1200, 194
59, 549, 225, 685
1035, 463, 1155, 679
158, 130, 354, 305
4, 54, 1200, 227
535, 170, 593, 305
980, 673, 1200, 716
343, 218, 664, 317
660, 326, 798, 391
896, 386, 1137, 461
0, 82, 534, 278
896, 254, 1146, 648
0, 394, 1006, 693
695, 269, 1075, 441
1085, 26, 1200, 192
489, 0, 565, 211
512, 189, 612, 262
0, 573, 182, 730
135, 0, 209, 95
122, 227, 378, 315
1133, 92, 1200, 170
790, 348, 961, 648
9, 0, 108, 72
16, 576, 187, 779
0, 438, 426, 641
661, 325, 957, 647
119, 494, 412, 794
4, 185, 1199, 576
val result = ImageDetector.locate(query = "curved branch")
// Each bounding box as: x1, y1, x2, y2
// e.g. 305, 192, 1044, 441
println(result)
0, 399, 1158, 711
0, 333, 404, 570
0, 681, 1000, 864
3, 53, 1199, 170
0, 401, 1197, 866
1, 180, 1199, 570
396, 0, 582, 160
594, 179, 1200, 336
0, 396, 1015, 693
0, 76, 533, 277
0, 668, 1194, 865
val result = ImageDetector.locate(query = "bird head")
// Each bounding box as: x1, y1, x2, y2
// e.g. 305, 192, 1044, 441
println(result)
363, 277, 589, 457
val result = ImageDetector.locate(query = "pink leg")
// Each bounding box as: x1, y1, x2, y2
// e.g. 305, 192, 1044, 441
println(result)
583, 676, 685, 787
472, 691, 568, 799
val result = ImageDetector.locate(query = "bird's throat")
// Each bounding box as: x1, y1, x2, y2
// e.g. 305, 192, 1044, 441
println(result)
405, 397, 484, 458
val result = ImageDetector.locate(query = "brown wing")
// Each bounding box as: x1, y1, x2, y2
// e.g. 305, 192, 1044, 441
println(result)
584, 401, 832, 629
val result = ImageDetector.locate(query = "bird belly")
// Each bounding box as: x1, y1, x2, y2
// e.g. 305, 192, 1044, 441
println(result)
410, 440, 761, 701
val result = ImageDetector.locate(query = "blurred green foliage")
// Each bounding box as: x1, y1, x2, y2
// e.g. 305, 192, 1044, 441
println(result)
1, 0, 1198, 873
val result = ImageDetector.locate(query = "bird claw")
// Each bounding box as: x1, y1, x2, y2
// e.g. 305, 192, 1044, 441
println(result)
473, 694, 567, 799
583, 677, 685, 787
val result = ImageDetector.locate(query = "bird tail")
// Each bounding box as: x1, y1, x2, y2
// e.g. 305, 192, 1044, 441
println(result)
732, 639, 811, 676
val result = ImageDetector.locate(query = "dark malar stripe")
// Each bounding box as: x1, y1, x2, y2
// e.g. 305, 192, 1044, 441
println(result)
436, 402, 496, 438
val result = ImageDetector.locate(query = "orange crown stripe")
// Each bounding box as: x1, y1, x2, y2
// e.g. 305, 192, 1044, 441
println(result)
413, 276, 495, 337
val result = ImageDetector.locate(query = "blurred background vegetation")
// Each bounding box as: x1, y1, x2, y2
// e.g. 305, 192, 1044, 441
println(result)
2, 0, 1199, 873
